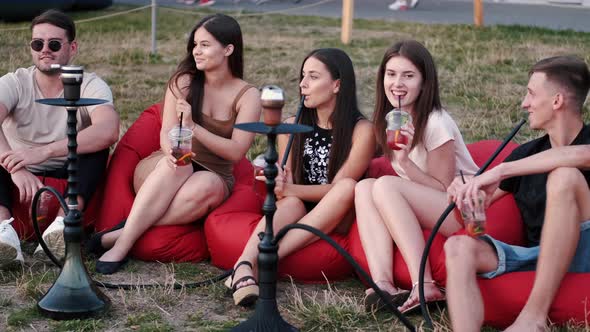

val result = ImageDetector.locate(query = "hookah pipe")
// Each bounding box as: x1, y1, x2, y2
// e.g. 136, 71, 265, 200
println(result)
280, 95, 306, 168
260, 93, 415, 331
32, 66, 229, 291
418, 118, 527, 330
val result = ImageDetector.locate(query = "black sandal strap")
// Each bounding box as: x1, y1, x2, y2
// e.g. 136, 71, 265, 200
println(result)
231, 260, 253, 286
232, 275, 257, 292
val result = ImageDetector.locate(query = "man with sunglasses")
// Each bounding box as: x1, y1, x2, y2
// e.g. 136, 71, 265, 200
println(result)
0, 9, 119, 267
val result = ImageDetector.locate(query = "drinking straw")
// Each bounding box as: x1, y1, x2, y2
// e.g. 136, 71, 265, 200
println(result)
459, 170, 476, 219
177, 112, 183, 149
398, 95, 402, 109
280, 95, 306, 168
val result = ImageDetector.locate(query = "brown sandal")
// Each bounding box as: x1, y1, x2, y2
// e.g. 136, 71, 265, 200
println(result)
364, 288, 410, 312
399, 280, 446, 315
228, 261, 259, 307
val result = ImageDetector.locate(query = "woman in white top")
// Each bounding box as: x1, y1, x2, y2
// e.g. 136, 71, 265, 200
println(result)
356, 40, 478, 314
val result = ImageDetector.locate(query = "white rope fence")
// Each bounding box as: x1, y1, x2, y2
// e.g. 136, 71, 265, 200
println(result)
0, 4, 152, 32
0, 0, 337, 32
0, 0, 349, 51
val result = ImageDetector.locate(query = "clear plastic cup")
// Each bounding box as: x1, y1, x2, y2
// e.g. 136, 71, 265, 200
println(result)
252, 154, 267, 197
169, 126, 193, 166
460, 193, 487, 237
385, 109, 411, 150
32, 191, 53, 224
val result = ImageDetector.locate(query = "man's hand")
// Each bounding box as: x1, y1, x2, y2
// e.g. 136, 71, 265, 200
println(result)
0, 146, 50, 173
449, 169, 502, 211
10, 169, 43, 203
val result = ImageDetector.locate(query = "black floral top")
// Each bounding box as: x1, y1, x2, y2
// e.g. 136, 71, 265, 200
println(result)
303, 124, 332, 185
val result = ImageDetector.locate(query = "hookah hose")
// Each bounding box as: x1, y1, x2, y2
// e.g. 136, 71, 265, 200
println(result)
31, 189, 231, 290
274, 223, 416, 331
418, 118, 527, 330
280, 95, 306, 168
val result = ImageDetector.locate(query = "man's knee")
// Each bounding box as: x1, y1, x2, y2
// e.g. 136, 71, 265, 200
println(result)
547, 167, 585, 195
444, 235, 479, 267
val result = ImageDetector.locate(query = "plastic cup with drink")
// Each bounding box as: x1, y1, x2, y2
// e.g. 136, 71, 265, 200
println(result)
169, 125, 193, 166
385, 109, 412, 150
459, 192, 487, 237
252, 154, 267, 197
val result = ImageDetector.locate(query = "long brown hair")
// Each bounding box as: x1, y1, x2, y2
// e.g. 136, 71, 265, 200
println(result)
167, 14, 244, 125
374, 40, 442, 157
290, 48, 364, 185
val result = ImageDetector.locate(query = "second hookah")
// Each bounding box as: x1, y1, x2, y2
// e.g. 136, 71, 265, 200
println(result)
232, 85, 311, 331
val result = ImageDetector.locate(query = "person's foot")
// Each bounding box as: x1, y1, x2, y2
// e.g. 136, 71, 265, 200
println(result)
503, 314, 547, 332
96, 248, 128, 275
229, 260, 259, 306
364, 281, 410, 312
365, 280, 399, 296
409, 0, 419, 8
0, 218, 24, 268
33, 216, 65, 262
388, 0, 408, 11
398, 280, 445, 314
232, 261, 256, 290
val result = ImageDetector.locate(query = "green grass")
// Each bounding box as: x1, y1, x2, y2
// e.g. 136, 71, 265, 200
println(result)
1, 3, 590, 331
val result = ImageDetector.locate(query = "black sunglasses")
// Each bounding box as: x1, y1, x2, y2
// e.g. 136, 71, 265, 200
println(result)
30, 39, 65, 52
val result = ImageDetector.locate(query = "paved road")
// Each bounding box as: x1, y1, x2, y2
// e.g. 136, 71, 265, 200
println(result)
117, 0, 590, 32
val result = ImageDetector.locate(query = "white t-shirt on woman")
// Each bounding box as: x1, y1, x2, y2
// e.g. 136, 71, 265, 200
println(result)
391, 109, 478, 180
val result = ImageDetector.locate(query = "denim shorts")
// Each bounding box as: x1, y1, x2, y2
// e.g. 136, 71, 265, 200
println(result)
479, 220, 590, 279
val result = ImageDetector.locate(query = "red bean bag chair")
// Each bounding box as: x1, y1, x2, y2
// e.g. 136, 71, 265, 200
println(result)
95, 103, 209, 263
10, 169, 104, 241
205, 167, 354, 283
348, 140, 523, 291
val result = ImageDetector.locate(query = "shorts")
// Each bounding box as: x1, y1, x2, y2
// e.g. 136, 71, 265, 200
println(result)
479, 220, 590, 279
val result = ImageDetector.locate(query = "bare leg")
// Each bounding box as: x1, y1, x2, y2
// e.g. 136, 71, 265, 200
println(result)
355, 178, 399, 295
154, 171, 226, 226
98, 160, 193, 262
100, 171, 226, 249
444, 236, 499, 332
231, 196, 307, 289
506, 167, 590, 331
276, 178, 357, 258
232, 178, 357, 289
372, 176, 463, 310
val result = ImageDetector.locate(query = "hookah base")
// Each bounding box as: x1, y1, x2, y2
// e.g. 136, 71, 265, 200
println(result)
231, 297, 298, 332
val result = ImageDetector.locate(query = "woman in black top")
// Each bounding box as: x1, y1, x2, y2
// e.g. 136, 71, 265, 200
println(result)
227, 48, 375, 306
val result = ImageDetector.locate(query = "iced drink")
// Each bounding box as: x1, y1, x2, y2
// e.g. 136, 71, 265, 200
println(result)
169, 126, 193, 166
460, 195, 487, 237
252, 154, 267, 197
386, 129, 407, 150
385, 109, 411, 151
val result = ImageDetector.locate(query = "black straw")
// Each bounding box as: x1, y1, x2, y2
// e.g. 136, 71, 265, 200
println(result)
177, 112, 183, 149
459, 170, 475, 219
280, 96, 306, 168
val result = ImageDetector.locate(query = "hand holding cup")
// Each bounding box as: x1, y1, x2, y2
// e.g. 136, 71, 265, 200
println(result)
168, 125, 193, 167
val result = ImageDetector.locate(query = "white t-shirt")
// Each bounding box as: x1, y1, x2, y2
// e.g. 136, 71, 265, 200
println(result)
392, 109, 479, 180
0, 66, 114, 172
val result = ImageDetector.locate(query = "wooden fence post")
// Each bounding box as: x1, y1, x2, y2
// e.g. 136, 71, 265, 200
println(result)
474, 0, 483, 27
341, 0, 354, 44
